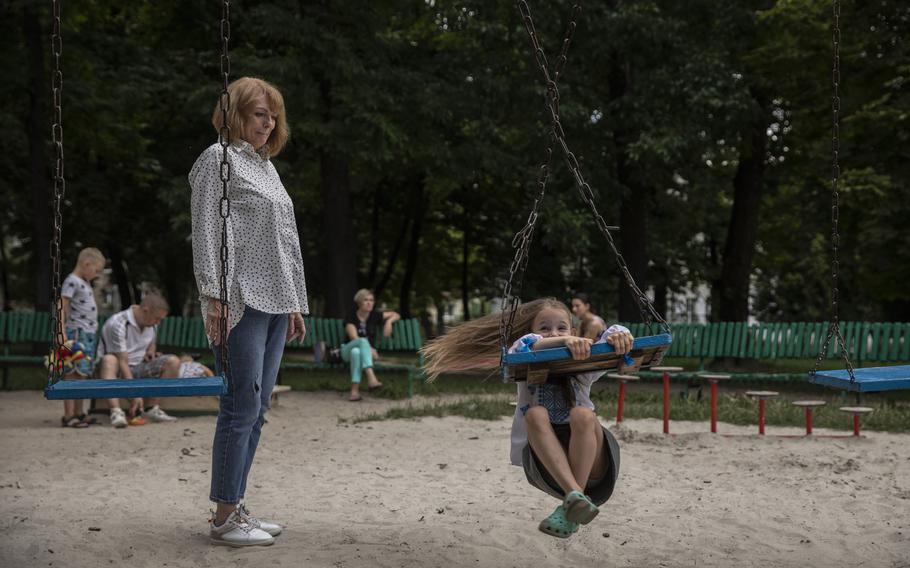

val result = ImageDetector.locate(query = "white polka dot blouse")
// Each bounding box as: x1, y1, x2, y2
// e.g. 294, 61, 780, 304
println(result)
190, 140, 309, 331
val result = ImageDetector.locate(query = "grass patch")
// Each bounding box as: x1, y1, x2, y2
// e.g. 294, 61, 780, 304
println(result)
343, 390, 910, 432
347, 396, 514, 424
590, 390, 910, 433
7, 357, 910, 432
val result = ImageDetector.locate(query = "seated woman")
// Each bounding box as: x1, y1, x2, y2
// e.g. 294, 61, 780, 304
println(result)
343, 289, 400, 401
571, 292, 607, 340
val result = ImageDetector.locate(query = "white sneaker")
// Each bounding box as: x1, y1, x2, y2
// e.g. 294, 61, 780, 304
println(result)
143, 405, 178, 423
238, 503, 283, 536
210, 510, 275, 547
110, 408, 128, 429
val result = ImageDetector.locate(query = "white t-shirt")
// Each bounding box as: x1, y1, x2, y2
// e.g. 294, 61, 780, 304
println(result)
507, 324, 629, 466
61, 273, 98, 333
96, 307, 157, 367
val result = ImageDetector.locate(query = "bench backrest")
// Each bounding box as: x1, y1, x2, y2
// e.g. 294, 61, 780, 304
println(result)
156, 315, 424, 352
4, 311, 906, 362
625, 321, 910, 362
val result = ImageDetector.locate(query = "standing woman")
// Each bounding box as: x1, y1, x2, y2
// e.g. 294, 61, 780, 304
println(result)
190, 77, 308, 547
571, 293, 607, 340
343, 289, 400, 401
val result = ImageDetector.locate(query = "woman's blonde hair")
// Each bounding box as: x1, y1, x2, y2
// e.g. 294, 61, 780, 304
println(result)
353, 289, 373, 307
211, 77, 290, 157
420, 298, 572, 381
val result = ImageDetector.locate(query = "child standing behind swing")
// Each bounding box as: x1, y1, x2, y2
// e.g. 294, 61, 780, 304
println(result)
422, 298, 633, 538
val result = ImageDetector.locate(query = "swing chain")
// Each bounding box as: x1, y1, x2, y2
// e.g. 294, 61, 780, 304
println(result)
217, 0, 232, 380
811, 0, 855, 381
517, 1, 670, 336
499, 3, 580, 365
47, 0, 67, 386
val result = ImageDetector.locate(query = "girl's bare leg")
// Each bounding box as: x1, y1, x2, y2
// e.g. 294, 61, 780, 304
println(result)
567, 407, 606, 488
525, 406, 583, 495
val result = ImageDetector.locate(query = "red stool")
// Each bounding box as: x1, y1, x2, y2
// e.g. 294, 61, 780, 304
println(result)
791, 400, 826, 435
839, 406, 874, 437
652, 366, 684, 434
698, 374, 730, 433
607, 373, 639, 423
745, 391, 779, 435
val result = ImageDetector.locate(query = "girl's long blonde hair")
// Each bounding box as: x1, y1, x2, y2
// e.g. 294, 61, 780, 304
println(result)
421, 298, 571, 381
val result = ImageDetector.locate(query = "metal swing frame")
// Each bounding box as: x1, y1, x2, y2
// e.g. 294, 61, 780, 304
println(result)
499, 2, 672, 384
43, 0, 231, 401
807, 0, 910, 393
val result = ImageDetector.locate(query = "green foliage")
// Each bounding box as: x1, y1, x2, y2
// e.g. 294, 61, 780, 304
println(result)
1, 0, 907, 323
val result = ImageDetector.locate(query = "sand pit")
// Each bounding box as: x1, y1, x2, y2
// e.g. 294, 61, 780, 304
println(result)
2, 390, 908, 567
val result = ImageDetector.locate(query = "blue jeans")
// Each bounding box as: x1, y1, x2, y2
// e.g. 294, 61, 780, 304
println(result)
210, 306, 288, 504
341, 337, 373, 384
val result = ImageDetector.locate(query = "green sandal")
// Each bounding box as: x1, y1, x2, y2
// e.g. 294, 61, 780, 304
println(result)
564, 490, 599, 525
538, 505, 579, 539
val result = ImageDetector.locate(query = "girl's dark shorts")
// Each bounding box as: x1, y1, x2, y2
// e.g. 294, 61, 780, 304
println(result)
521, 421, 620, 505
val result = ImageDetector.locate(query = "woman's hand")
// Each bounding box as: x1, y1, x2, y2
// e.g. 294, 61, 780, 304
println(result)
383, 320, 393, 338
371, 347, 380, 360
565, 336, 594, 360
606, 330, 634, 354
287, 312, 306, 342
205, 300, 229, 346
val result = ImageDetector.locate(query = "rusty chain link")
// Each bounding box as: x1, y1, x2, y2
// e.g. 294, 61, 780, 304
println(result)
47, 0, 66, 387
501, 2, 669, 371
499, 3, 580, 369
218, 0, 232, 381
812, 0, 856, 381
45, 1, 234, 386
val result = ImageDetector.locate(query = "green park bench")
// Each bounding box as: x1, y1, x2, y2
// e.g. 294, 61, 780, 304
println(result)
626, 321, 910, 383
155, 315, 426, 396
0, 311, 426, 395
4, 311, 908, 390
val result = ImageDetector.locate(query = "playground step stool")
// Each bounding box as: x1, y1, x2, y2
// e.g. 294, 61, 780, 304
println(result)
745, 390, 779, 435
838, 406, 874, 437
606, 373, 639, 424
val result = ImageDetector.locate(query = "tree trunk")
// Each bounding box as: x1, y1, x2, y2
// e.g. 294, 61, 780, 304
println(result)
24, 5, 51, 311
0, 241, 11, 311
653, 278, 668, 323
107, 244, 134, 308
399, 180, 426, 318
320, 149, 357, 318
461, 210, 470, 321
618, 185, 649, 323
367, 183, 382, 285
715, 87, 771, 322
317, 72, 357, 318
372, 214, 409, 301
608, 54, 650, 323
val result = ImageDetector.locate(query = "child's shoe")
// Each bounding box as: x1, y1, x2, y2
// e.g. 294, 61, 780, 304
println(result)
110, 408, 128, 429
538, 504, 579, 539
563, 490, 599, 524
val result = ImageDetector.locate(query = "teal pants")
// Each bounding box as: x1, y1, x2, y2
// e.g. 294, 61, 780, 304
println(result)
341, 337, 374, 384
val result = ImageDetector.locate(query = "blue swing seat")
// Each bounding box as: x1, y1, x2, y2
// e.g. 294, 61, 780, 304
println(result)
808, 365, 910, 393
44, 376, 227, 400
503, 333, 672, 382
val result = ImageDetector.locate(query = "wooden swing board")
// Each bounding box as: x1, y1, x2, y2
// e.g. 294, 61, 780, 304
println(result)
504, 334, 672, 383
44, 376, 227, 400
808, 365, 910, 393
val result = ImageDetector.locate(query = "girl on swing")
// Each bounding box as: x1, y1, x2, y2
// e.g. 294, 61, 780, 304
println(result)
422, 298, 633, 538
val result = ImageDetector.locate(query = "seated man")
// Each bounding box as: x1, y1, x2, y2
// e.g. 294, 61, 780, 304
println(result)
96, 291, 181, 427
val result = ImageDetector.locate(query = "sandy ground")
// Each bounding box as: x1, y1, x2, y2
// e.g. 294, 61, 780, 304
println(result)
2, 389, 909, 568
